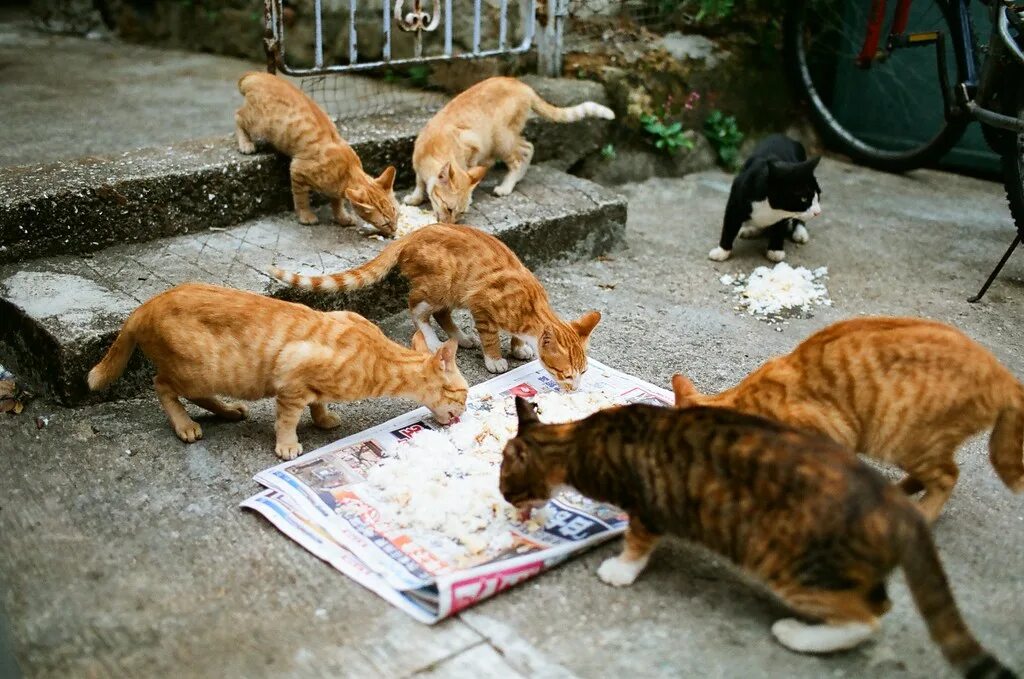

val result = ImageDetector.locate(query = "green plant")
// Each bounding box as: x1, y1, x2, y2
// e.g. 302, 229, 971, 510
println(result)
640, 114, 694, 155
600, 143, 616, 160
407, 64, 431, 88
704, 110, 744, 169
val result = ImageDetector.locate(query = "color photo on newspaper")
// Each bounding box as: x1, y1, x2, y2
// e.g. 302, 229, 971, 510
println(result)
242, 358, 672, 623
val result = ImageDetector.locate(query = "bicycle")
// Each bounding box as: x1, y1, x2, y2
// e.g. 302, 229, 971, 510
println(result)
783, 0, 1024, 300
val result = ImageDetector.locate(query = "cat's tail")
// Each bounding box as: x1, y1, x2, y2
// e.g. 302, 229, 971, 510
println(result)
989, 381, 1024, 492
898, 509, 1016, 678
237, 71, 261, 95
269, 239, 405, 292
87, 311, 140, 391
529, 90, 615, 123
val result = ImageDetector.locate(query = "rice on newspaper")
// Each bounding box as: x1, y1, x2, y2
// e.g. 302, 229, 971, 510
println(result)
243, 358, 672, 622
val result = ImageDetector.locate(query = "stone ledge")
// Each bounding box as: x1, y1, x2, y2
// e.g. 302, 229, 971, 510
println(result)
0, 77, 615, 264
0, 166, 626, 404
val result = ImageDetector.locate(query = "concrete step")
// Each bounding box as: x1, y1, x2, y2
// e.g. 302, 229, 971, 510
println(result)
0, 76, 612, 265
0, 165, 626, 404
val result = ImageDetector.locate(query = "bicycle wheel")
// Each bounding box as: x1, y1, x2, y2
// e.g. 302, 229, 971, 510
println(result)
784, 0, 969, 172
1003, 94, 1024, 235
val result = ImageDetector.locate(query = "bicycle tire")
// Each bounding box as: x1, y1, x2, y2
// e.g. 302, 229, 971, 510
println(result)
784, 0, 969, 172
1002, 94, 1024, 236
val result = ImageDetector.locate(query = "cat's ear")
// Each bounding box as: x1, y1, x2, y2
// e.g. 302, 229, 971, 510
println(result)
467, 165, 488, 186
437, 162, 453, 187
345, 186, 367, 205
570, 311, 602, 339
515, 396, 540, 430
375, 165, 397, 191
411, 329, 429, 353
432, 339, 459, 373
671, 374, 700, 407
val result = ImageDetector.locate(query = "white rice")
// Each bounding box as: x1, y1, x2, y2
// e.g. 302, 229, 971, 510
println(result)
721, 262, 831, 318
394, 204, 437, 238
365, 390, 618, 555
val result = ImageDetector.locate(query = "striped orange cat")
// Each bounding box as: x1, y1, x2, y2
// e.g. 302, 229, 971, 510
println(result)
269, 224, 601, 390
672, 317, 1024, 521
235, 71, 398, 234
87, 283, 467, 459
501, 398, 1016, 676
404, 76, 615, 222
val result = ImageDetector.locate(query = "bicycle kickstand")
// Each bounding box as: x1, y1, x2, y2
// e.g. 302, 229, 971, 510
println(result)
968, 233, 1023, 302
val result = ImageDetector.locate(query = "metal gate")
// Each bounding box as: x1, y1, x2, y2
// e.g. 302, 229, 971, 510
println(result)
262, 0, 567, 76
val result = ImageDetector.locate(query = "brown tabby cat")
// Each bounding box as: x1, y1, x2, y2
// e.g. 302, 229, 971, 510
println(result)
671, 317, 1024, 522
404, 76, 615, 222
87, 283, 467, 459
269, 224, 601, 390
235, 71, 399, 234
500, 398, 1016, 677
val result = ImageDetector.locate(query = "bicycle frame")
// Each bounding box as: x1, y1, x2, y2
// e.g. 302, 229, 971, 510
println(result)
856, 0, 1024, 133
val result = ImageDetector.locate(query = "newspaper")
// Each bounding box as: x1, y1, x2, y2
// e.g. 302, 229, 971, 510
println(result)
242, 358, 672, 623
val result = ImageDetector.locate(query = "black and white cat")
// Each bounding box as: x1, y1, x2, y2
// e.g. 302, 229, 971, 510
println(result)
708, 134, 822, 263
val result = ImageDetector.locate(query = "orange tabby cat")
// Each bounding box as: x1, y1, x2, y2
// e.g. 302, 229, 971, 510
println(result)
236, 71, 398, 234
501, 398, 1016, 676
671, 317, 1024, 521
404, 77, 615, 222
87, 283, 467, 459
269, 224, 601, 390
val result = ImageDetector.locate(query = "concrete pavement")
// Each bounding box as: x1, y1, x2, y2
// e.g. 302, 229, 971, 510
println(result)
1, 159, 1023, 677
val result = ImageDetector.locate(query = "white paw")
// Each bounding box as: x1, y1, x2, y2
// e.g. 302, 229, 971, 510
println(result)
493, 184, 514, 197
237, 141, 257, 155
766, 249, 786, 262
771, 618, 876, 654
597, 556, 645, 587
738, 225, 761, 239
791, 224, 809, 244
708, 246, 731, 262
175, 421, 203, 443
275, 441, 303, 460
511, 344, 535, 360
484, 356, 509, 373
403, 193, 424, 206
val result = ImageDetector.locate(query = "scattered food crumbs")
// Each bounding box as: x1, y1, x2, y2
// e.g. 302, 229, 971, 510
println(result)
394, 204, 437, 238
365, 390, 618, 559
720, 262, 831, 320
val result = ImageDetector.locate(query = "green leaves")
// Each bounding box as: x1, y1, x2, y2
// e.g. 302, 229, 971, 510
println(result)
703, 110, 744, 169
640, 114, 694, 156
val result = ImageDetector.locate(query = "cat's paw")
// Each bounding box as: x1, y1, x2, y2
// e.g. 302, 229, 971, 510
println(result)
738, 225, 761, 239
275, 441, 303, 460
791, 223, 810, 244
237, 140, 257, 155
493, 184, 514, 197
220, 403, 248, 421
403, 192, 424, 206
313, 411, 343, 430
771, 618, 876, 653
511, 343, 535, 360
457, 333, 480, 349
597, 556, 644, 587
174, 421, 203, 443
766, 249, 786, 262
297, 211, 319, 225
484, 356, 509, 373
334, 212, 357, 227
708, 246, 732, 262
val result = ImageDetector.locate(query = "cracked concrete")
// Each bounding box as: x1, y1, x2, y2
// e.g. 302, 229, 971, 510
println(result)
1, 158, 1022, 678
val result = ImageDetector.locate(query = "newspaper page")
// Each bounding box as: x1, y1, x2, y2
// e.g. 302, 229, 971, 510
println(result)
243, 358, 672, 623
